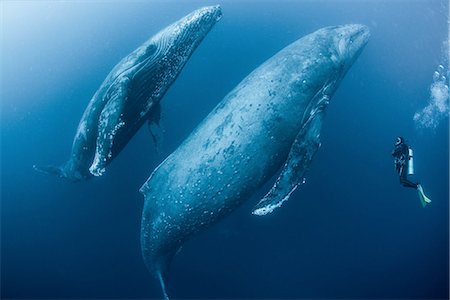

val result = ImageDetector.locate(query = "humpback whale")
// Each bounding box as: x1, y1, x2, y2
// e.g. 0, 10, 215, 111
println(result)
140, 24, 369, 298
34, 5, 222, 181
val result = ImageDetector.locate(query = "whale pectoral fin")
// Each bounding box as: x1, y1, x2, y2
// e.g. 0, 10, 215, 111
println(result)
147, 102, 164, 154
33, 162, 86, 182
89, 77, 130, 176
33, 164, 65, 178
252, 109, 326, 216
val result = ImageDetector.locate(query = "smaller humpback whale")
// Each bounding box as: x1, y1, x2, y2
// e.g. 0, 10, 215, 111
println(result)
34, 5, 222, 181
140, 24, 369, 298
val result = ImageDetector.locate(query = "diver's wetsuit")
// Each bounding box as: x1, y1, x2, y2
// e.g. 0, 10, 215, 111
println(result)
392, 142, 418, 189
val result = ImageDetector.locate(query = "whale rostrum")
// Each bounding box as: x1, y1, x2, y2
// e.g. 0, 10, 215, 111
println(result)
34, 5, 222, 181
140, 24, 370, 298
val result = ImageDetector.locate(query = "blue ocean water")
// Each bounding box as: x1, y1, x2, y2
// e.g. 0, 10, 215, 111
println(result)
1, 0, 448, 299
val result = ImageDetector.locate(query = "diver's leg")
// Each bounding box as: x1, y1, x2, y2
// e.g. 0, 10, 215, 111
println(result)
400, 178, 418, 189
399, 164, 431, 206
400, 169, 418, 189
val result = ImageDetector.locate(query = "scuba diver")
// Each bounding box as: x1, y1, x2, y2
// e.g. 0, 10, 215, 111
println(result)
392, 137, 431, 207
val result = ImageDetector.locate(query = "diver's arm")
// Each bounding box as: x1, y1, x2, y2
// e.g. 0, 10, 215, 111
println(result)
392, 145, 402, 157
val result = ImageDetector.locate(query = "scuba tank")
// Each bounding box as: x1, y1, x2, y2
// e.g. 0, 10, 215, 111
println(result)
407, 148, 414, 175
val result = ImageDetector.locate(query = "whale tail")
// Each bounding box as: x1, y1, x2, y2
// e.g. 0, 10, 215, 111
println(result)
157, 270, 170, 300
153, 249, 179, 300
141, 240, 179, 300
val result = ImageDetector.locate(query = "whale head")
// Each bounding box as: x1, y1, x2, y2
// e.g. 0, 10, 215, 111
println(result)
173, 5, 223, 41
149, 5, 222, 57
329, 24, 370, 71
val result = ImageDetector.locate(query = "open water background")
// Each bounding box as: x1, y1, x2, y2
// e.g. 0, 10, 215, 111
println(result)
1, 0, 449, 298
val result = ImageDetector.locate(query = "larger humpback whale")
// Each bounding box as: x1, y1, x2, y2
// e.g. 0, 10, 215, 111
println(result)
140, 24, 370, 298
34, 6, 222, 181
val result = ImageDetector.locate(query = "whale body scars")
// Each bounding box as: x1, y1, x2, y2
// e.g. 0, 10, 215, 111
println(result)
34, 6, 222, 181
140, 24, 369, 298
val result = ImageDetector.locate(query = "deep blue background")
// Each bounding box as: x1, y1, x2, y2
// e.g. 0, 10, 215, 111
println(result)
1, 0, 448, 299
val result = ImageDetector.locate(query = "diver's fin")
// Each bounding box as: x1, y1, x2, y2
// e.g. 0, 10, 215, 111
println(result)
252, 100, 328, 216
148, 101, 164, 154
417, 184, 431, 207
33, 164, 64, 178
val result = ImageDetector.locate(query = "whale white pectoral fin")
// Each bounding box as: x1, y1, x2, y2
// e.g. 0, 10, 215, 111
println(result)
90, 77, 130, 176
98, 77, 130, 139
33, 164, 65, 178
33, 162, 84, 181
148, 102, 164, 154
252, 109, 325, 216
